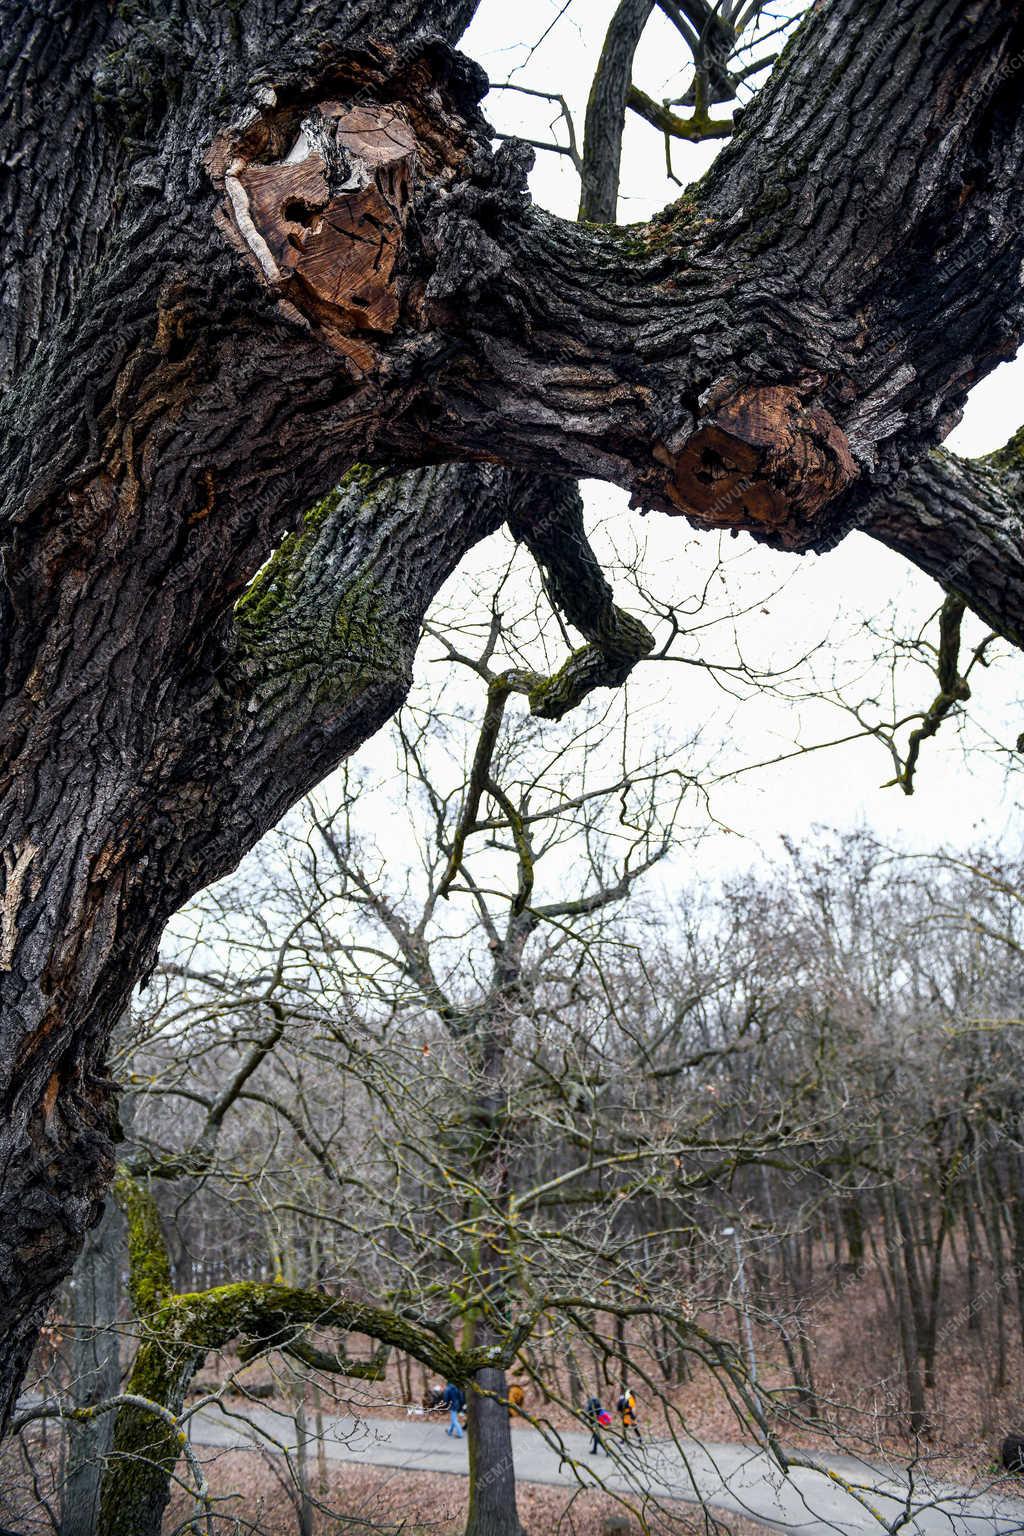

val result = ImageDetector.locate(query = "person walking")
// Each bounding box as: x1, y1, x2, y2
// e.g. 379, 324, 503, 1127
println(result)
617, 1383, 641, 1444
443, 1380, 465, 1438
584, 1394, 609, 1454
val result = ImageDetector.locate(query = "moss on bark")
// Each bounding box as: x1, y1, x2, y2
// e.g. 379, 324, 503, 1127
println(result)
112, 1168, 172, 1317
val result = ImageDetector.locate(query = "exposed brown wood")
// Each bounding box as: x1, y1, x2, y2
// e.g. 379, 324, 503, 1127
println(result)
225, 104, 418, 367
658, 383, 859, 548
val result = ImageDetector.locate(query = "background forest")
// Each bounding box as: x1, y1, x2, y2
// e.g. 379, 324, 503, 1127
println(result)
6, 523, 1024, 1534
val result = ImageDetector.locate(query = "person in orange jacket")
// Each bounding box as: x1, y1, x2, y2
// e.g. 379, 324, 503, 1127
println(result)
617, 1383, 641, 1443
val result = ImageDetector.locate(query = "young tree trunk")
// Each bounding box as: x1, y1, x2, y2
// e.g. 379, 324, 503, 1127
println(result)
399, 1351, 413, 1408
313, 1377, 329, 1502
778, 1232, 817, 1412
614, 1311, 626, 1370
841, 1193, 866, 1271
797, 1325, 817, 1417
866, 1221, 896, 1319
61, 1199, 124, 1536
1009, 1149, 1024, 1368
962, 1181, 981, 1332
893, 1189, 929, 1364
567, 1349, 585, 1405
654, 1320, 675, 1384
777, 1319, 816, 1416
881, 1190, 929, 1439
828, 1195, 843, 1270
294, 1388, 314, 1536
465, 1362, 525, 1536
922, 1168, 958, 1390
980, 1163, 1009, 1393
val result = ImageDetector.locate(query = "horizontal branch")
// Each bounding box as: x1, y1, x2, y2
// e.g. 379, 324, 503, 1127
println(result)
863, 432, 1024, 650
627, 84, 734, 142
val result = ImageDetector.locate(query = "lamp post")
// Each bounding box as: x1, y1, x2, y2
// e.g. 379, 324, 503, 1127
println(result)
722, 1225, 762, 1421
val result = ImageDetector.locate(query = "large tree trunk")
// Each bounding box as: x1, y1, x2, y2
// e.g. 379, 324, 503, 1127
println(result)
4, 0, 1024, 1426
0, 456, 509, 1422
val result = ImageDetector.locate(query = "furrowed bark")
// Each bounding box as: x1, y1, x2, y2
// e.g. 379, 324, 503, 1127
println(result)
578, 0, 655, 222
3, 0, 1024, 1424
61, 1200, 124, 1536
465, 1360, 524, 1536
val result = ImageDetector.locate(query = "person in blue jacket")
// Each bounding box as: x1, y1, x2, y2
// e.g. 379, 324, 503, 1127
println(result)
584, 1395, 607, 1454
443, 1380, 466, 1437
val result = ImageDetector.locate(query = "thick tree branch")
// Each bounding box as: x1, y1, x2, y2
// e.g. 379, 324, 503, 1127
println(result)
506, 475, 655, 719
578, 0, 655, 222
863, 431, 1024, 651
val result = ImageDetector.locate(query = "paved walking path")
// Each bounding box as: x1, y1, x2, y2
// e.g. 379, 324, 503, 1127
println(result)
186, 1403, 1024, 1535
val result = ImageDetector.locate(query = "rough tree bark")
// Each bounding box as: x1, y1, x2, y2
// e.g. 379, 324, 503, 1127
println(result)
4, 0, 1024, 1429
865, 433, 1024, 649
578, 0, 655, 222
466, 1360, 522, 1536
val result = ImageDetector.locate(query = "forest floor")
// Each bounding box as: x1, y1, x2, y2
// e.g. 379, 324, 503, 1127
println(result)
166, 1453, 783, 1535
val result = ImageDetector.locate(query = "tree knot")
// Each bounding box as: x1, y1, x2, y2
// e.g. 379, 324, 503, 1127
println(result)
655, 381, 859, 550
213, 101, 418, 372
